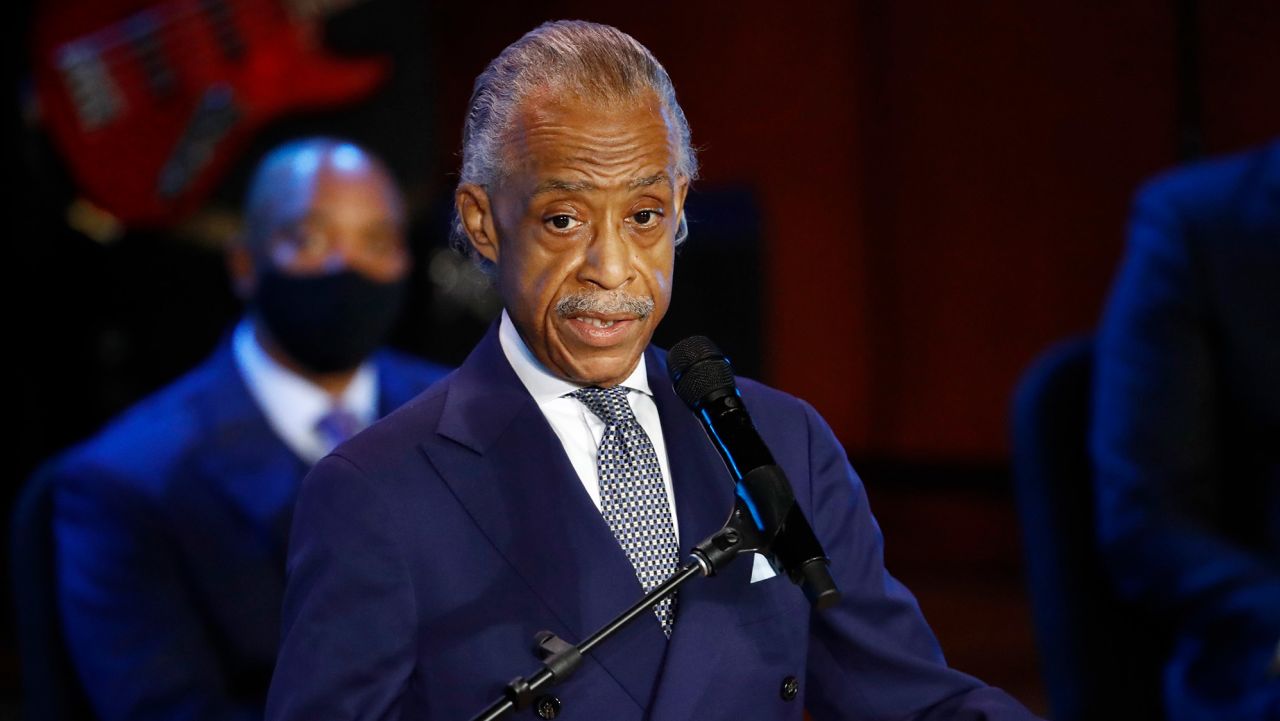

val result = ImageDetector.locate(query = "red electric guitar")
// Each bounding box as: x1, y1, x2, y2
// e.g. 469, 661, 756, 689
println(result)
29, 0, 391, 229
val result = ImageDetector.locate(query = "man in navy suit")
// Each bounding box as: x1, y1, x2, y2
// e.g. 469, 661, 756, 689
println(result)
50, 138, 450, 721
1092, 140, 1280, 721
267, 22, 1040, 720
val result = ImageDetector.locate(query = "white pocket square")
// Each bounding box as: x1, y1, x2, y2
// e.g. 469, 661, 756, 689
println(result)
750, 553, 778, 583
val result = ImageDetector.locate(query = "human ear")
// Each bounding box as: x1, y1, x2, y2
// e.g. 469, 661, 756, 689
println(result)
226, 239, 257, 300
456, 183, 500, 264
673, 176, 691, 234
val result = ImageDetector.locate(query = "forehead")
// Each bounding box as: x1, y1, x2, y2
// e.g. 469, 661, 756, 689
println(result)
271, 158, 401, 225
500, 91, 678, 192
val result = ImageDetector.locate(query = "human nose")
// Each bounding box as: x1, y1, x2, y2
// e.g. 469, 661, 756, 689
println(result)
579, 216, 634, 290
318, 241, 355, 273
273, 226, 356, 273
320, 235, 406, 280
328, 238, 389, 275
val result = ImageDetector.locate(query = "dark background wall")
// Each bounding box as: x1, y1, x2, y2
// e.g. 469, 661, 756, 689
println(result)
8, 0, 1279, 715
425, 0, 1278, 460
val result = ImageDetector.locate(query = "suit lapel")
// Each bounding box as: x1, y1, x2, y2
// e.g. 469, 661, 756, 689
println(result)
206, 342, 431, 561
427, 326, 670, 711
193, 344, 308, 566
645, 347, 761, 721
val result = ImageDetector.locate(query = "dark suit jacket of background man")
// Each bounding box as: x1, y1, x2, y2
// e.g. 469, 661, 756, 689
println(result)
50, 335, 450, 721
1092, 140, 1280, 720
266, 325, 1038, 721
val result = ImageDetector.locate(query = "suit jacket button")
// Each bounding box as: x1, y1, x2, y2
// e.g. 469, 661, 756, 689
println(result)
780, 675, 799, 701
534, 694, 561, 719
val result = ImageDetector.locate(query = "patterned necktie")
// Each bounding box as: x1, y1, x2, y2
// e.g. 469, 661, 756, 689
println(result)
570, 386, 681, 637
315, 406, 362, 453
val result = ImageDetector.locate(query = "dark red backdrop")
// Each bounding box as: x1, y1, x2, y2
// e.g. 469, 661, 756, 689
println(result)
8, 1, 1277, 709
428, 0, 1279, 461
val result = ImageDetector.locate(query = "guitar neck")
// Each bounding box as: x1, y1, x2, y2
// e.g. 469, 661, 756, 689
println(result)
283, 0, 366, 23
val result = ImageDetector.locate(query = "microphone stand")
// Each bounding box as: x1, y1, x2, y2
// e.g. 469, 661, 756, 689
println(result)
468, 500, 767, 721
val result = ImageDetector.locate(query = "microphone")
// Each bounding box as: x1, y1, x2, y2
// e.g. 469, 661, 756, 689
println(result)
668, 336, 840, 609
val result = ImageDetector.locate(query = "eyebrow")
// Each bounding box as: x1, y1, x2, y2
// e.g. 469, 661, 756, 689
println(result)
531, 173, 670, 196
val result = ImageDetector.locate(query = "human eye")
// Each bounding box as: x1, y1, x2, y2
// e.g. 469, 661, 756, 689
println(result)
277, 221, 330, 257
543, 213, 583, 232
630, 208, 664, 228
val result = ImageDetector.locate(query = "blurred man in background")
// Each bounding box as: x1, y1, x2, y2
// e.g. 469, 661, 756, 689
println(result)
46, 137, 450, 721
1093, 139, 1280, 721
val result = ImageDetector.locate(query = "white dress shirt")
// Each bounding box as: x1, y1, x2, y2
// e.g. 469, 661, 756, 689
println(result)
498, 311, 680, 543
232, 319, 378, 465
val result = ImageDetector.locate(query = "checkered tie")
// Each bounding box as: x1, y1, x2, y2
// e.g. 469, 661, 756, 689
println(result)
570, 386, 680, 637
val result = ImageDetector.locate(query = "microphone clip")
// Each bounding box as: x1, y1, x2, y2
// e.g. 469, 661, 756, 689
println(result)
690, 498, 770, 576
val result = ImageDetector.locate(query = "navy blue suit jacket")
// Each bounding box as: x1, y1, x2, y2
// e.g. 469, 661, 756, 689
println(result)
1092, 140, 1280, 720
266, 326, 1037, 720
51, 339, 449, 721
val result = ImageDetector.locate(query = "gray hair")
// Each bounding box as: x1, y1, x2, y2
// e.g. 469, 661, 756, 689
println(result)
452, 20, 698, 266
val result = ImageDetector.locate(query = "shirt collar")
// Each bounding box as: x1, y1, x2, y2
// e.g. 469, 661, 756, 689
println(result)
232, 318, 379, 433
498, 310, 652, 403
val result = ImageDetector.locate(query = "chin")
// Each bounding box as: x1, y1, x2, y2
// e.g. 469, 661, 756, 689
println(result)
569, 351, 644, 387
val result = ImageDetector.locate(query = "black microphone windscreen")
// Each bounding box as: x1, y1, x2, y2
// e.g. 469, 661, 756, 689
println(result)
668, 336, 736, 408
667, 336, 723, 379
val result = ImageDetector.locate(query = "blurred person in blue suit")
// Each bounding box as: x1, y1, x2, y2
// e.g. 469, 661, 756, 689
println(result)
49, 137, 451, 721
1093, 139, 1280, 721
265, 21, 1041, 721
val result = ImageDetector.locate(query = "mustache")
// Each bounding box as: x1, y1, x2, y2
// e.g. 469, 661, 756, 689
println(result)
555, 290, 655, 319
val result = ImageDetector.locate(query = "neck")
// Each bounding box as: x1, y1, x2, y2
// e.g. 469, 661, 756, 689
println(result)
252, 322, 357, 398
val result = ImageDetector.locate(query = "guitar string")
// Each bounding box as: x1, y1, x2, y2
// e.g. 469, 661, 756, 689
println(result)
58, 0, 271, 56
52, 0, 353, 65
51, 0, 374, 110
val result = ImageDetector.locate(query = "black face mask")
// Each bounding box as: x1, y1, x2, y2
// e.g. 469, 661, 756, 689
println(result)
251, 269, 407, 373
